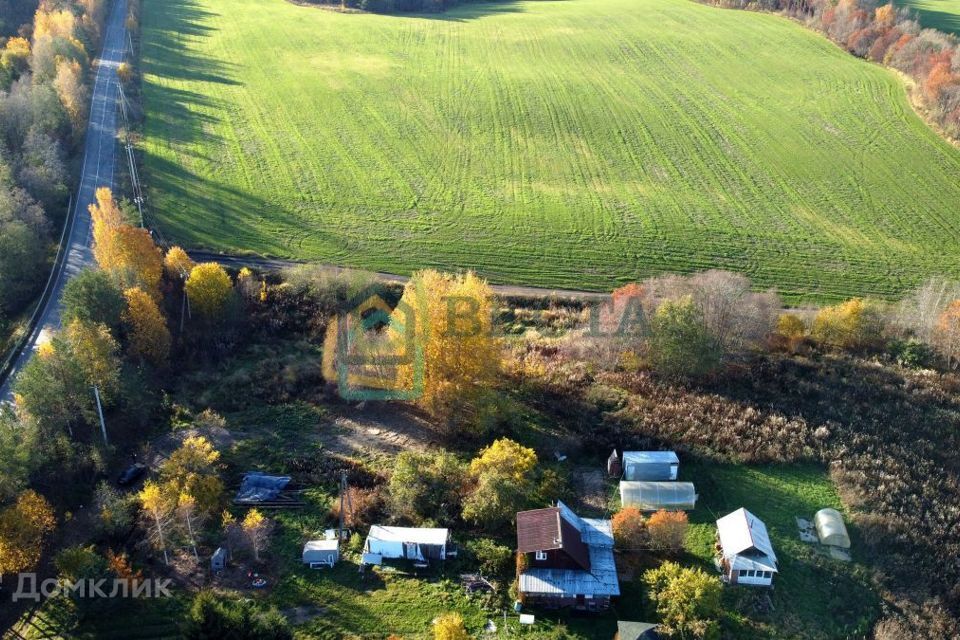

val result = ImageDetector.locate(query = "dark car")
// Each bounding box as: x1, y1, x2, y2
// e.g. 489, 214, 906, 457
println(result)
117, 463, 147, 487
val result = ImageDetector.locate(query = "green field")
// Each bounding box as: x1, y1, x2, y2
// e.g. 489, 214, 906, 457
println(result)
897, 0, 960, 33
142, 0, 960, 301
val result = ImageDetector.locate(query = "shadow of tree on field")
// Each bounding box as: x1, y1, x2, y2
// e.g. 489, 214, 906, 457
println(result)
141, 0, 240, 86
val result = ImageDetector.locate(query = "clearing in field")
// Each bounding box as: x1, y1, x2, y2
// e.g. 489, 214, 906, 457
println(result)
141, 0, 960, 301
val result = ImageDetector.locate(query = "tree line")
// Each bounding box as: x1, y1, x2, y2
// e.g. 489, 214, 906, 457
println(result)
0, 0, 106, 340
705, 0, 960, 140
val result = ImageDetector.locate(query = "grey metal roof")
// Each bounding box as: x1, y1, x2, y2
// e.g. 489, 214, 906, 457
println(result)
520, 502, 619, 597
519, 541, 620, 597
557, 501, 614, 547
619, 481, 697, 511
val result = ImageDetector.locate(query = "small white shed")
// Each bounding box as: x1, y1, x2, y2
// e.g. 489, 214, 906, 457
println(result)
716, 508, 778, 587
622, 451, 679, 481
302, 539, 339, 568
364, 525, 450, 562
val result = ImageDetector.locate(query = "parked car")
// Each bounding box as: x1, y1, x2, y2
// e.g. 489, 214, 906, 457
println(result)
117, 463, 147, 487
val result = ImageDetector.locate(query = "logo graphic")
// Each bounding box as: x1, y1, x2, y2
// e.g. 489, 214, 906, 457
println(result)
325, 284, 425, 401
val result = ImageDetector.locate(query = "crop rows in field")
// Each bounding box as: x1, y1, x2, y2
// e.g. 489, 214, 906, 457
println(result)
142, 0, 960, 302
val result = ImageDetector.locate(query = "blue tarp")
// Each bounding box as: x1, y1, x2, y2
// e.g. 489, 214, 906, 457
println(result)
235, 472, 291, 502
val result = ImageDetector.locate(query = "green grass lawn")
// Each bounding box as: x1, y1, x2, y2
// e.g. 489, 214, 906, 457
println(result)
897, 0, 960, 33
680, 462, 879, 639
141, 0, 960, 302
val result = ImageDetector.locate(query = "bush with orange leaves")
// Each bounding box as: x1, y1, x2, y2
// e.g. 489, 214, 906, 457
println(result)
647, 509, 688, 554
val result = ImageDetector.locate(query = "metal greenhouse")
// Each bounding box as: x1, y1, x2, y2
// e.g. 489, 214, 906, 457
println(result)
619, 481, 697, 511
814, 508, 851, 548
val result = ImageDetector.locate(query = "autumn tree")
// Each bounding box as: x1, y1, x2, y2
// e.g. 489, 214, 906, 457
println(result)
185, 262, 233, 321
65, 318, 121, 403
242, 509, 273, 563
163, 246, 194, 280
647, 509, 688, 554
123, 287, 171, 367
434, 613, 469, 640
15, 320, 120, 436
157, 436, 224, 515
462, 438, 537, 529
0, 490, 57, 574
53, 59, 88, 138
177, 492, 201, 561
90, 187, 162, 293
643, 562, 722, 639
139, 481, 173, 565
812, 298, 886, 350
391, 270, 501, 423
933, 300, 960, 369
612, 507, 648, 549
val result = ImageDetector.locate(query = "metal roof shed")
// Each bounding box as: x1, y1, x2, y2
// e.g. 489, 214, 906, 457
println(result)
620, 481, 697, 511
814, 508, 851, 549
302, 539, 339, 567
621, 451, 679, 481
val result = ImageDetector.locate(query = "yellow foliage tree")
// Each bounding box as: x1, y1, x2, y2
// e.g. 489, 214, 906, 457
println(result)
185, 262, 233, 321
139, 481, 172, 564
157, 436, 223, 515
391, 270, 500, 419
90, 187, 162, 294
0, 490, 57, 574
469, 438, 537, 484
53, 59, 88, 136
242, 508, 272, 562
64, 318, 120, 402
433, 613, 469, 640
123, 287, 171, 367
116, 61, 132, 84
812, 298, 886, 350
875, 3, 896, 24
163, 246, 194, 279
34, 8, 76, 41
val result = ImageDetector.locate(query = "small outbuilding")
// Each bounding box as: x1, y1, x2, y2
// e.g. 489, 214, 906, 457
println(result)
210, 547, 227, 572
621, 451, 679, 481
716, 508, 778, 587
814, 508, 851, 549
364, 525, 450, 562
619, 481, 697, 511
607, 450, 622, 478
302, 539, 339, 568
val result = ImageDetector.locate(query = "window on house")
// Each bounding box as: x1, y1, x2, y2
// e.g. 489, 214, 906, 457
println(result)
535, 551, 547, 561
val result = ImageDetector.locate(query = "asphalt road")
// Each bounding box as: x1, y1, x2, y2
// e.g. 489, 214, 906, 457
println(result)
0, 0, 128, 401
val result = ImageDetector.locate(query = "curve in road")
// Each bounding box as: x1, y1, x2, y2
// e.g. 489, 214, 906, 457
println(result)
0, 0, 128, 401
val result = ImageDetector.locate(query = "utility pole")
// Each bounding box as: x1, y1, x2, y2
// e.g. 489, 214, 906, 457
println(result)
93, 385, 108, 445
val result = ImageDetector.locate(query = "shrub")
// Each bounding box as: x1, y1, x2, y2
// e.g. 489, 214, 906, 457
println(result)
611, 507, 648, 549
647, 509, 688, 554
648, 296, 722, 378
812, 298, 886, 350
643, 562, 722, 639
183, 591, 293, 640
465, 538, 513, 577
